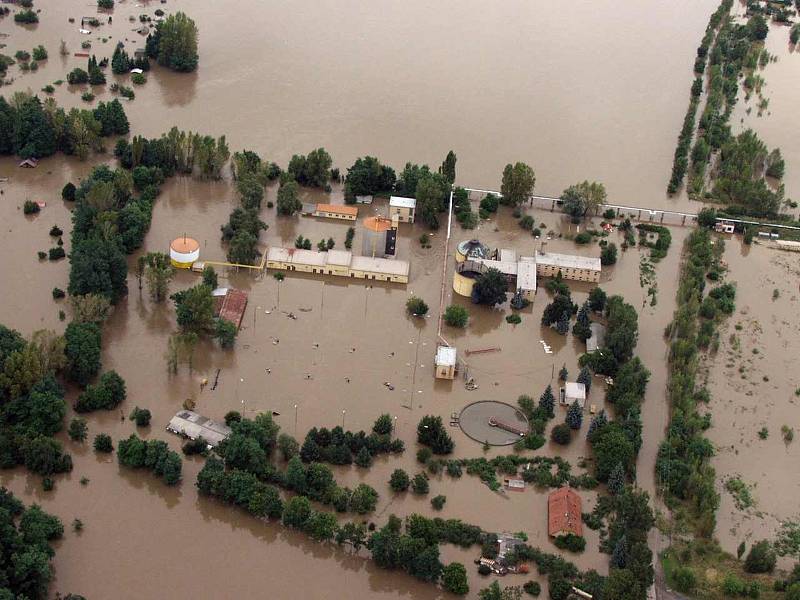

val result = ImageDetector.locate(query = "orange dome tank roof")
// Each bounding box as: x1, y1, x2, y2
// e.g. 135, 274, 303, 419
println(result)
363, 216, 393, 233
170, 237, 200, 253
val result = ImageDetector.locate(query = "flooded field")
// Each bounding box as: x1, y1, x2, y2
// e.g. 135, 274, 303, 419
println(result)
0, 0, 797, 597
704, 239, 800, 569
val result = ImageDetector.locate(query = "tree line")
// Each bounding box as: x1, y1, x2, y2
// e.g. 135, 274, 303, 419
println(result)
0, 93, 128, 159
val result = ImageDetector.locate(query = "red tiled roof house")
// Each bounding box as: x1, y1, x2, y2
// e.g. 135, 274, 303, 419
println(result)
548, 487, 582, 538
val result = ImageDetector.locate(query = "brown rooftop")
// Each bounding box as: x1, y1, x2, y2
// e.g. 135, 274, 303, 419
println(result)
548, 487, 582, 537
316, 204, 358, 216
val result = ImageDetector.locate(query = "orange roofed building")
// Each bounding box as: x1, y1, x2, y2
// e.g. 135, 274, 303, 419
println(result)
548, 487, 582, 537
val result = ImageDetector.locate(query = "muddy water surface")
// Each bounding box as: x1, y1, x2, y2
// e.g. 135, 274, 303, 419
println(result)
705, 239, 800, 569
0, 0, 774, 597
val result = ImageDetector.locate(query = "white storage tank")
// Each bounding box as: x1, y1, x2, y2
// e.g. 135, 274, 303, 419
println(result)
170, 236, 200, 269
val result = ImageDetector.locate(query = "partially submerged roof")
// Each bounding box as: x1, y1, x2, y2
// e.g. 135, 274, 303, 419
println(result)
436, 345, 457, 366
218, 288, 248, 329
536, 251, 601, 272
586, 322, 606, 353
548, 487, 582, 537
565, 382, 586, 400
350, 255, 409, 277
516, 258, 537, 292
389, 196, 416, 209
326, 249, 353, 266
167, 410, 231, 447
316, 203, 358, 216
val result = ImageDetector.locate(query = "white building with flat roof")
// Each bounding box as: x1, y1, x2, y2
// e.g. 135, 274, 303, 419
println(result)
389, 196, 417, 223
266, 247, 409, 283
435, 345, 457, 379
562, 382, 587, 408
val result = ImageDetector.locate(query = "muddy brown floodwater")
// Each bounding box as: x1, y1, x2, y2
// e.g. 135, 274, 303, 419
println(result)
0, 0, 796, 598
704, 238, 800, 570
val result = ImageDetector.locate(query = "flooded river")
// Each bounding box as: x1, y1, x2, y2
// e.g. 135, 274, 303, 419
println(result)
0, 0, 797, 597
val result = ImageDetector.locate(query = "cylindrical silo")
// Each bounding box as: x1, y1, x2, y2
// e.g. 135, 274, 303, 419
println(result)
170, 236, 200, 269
362, 216, 393, 258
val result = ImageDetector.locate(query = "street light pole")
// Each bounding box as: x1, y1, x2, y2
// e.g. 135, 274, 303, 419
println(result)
294, 403, 298, 435
342, 409, 346, 429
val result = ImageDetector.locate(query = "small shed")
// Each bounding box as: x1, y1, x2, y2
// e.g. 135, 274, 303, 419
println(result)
562, 382, 586, 408
585, 322, 606, 353
355, 195, 373, 205
18, 158, 38, 168
435, 345, 457, 380
548, 487, 582, 537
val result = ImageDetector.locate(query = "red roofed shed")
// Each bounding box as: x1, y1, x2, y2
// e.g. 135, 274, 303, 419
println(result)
548, 487, 582, 537
218, 289, 248, 330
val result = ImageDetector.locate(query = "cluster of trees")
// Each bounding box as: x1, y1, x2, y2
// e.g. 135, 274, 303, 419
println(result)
668, 0, 733, 194
284, 457, 378, 514
683, 7, 782, 210
656, 229, 729, 538
500, 162, 536, 206
579, 294, 638, 375
288, 148, 333, 188
168, 283, 237, 359
115, 127, 229, 179
712, 129, 784, 216
117, 434, 182, 485
451, 186, 478, 229
636, 224, 672, 261
560, 181, 607, 222
74, 370, 126, 412
299, 415, 404, 466
111, 42, 149, 75
344, 156, 396, 202
0, 93, 128, 159
145, 11, 199, 72
416, 415, 454, 454
0, 488, 66, 599
542, 277, 577, 334
223, 150, 271, 263
0, 327, 73, 476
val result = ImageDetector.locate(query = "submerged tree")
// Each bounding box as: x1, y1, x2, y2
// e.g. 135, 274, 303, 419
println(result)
500, 162, 536, 206
140, 252, 174, 302
147, 11, 199, 72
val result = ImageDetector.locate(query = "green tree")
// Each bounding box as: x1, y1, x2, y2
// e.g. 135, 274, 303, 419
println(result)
389, 469, 410, 492
68, 418, 88, 442
214, 319, 237, 349
64, 322, 101, 386
283, 495, 313, 529
355, 446, 372, 468
591, 423, 635, 480
349, 483, 379, 514
588, 287, 607, 312
411, 472, 430, 494
566, 401, 583, 430
288, 148, 332, 187
444, 305, 469, 328
561, 180, 607, 221
744, 540, 776, 573
601, 242, 618, 266
276, 180, 301, 216
306, 511, 338, 542
140, 252, 173, 302
439, 150, 457, 185
417, 415, 454, 454
607, 462, 626, 495
150, 12, 199, 72
406, 296, 428, 316
277, 433, 299, 461
416, 173, 449, 229
372, 414, 393, 435
344, 156, 396, 200
442, 562, 469, 595
500, 162, 536, 206
201, 265, 218, 289
171, 284, 214, 333
551, 423, 571, 445
572, 303, 592, 341
93, 433, 113, 453
539, 385, 555, 418
471, 268, 508, 306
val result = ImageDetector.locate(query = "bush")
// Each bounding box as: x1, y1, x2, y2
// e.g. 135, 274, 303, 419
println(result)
417, 447, 433, 464
129, 406, 152, 427
98, 0, 114, 7
67, 68, 89, 85
23, 200, 40, 215
477, 564, 491, 576
131, 72, 146, 85
523, 581, 541, 596
745, 540, 776, 573
519, 215, 534, 230
431, 495, 446, 510
389, 468, 410, 492
601, 243, 618, 266
411, 472, 429, 495
93, 433, 113, 453
14, 9, 38, 23
551, 423, 571, 445
506, 314, 522, 325
406, 296, 428, 317
48, 247, 65, 260
37, 251, 46, 260
52, 287, 65, 299
574, 232, 592, 244
444, 305, 469, 328
442, 563, 469, 595
68, 418, 88, 442
62, 182, 76, 201
554, 533, 585, 553
74, 370, 126, 412
182, 437, 209, 456
671, 566, 696, 593
49, 225, 63, 237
